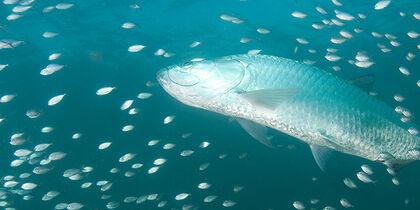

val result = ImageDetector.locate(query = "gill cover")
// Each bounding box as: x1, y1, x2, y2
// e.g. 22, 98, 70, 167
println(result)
168, 58, 245, 93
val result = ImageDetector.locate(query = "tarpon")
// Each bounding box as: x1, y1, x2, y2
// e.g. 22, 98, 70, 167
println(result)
157, 54, 420, 170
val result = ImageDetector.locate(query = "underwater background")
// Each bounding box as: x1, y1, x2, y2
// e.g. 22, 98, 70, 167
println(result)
0, 0, 419, 209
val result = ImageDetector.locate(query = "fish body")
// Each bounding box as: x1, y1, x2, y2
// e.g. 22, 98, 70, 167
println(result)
157, 54, 419, 167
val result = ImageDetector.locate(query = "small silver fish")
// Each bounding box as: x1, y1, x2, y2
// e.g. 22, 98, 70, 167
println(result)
356, 171, 375, 183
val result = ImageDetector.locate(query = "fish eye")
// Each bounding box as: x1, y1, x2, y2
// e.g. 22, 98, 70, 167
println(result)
182, 61, 193, 66
179, 62, 194, 71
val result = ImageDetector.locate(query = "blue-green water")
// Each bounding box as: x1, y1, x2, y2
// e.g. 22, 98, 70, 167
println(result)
0, 0, 419, 209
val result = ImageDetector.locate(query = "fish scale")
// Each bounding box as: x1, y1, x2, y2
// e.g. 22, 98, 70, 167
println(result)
241, 56, 418, 157
158, 54, 420, 167
228, 55, 419, 163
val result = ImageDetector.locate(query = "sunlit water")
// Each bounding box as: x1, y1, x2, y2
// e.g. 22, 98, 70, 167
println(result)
0, 0, 419, 209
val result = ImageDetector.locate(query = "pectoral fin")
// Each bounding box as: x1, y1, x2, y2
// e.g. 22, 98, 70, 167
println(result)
310, 144, 332, 172
238, 88, 300, 111
236, 118, 275, 148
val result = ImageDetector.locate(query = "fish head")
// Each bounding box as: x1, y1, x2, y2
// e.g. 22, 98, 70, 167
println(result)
157, 58, 246, 108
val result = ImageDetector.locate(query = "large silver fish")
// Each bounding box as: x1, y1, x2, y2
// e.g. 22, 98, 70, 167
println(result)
157, 54, 420, 170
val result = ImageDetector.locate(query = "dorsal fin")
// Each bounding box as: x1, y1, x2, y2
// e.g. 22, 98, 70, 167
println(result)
236, 118, 275, 148
348, 74, 376, 92
238, 88, 300, 111
310, 144, 333, 172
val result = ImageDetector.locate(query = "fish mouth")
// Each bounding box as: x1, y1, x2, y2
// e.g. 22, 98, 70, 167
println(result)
156, 68, 181, 100
156, 68, 168, 87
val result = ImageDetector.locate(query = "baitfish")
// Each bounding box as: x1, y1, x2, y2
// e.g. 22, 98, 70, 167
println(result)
157, 54, 420, 171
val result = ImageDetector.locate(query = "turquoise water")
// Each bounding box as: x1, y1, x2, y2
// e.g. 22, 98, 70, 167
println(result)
0, 0, 419, 209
